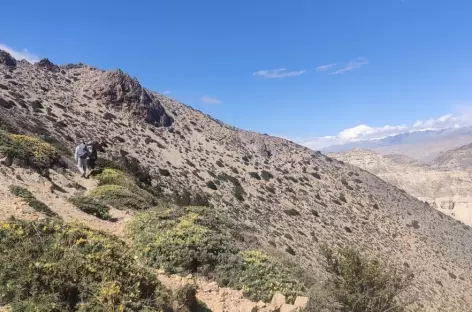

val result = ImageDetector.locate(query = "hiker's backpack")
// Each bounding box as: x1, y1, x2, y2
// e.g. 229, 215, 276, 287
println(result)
87, 143, 97, 160
77, 143, 90, 159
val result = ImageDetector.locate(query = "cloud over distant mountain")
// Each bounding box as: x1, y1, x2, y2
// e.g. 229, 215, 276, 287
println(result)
297, 108, 472, 150
0, 43, 40, 63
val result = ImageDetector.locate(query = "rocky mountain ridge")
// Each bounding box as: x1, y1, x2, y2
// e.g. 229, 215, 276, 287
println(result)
1, 50, 472, 311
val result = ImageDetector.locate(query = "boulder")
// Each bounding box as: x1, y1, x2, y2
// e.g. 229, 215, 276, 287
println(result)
279, 304, 297, 312
0, 156, 13, 167
294, 296, 309, 310
271, 292, 286, 308
36, 58, 60, 72
239, 299, 257, 312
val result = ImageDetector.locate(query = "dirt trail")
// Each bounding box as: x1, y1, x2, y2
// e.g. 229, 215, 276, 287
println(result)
0, 165, 296, 312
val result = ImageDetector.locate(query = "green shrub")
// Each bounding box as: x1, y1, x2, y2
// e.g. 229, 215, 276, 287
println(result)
261, 170, 274, 181
69, 195, 112, 220
320, 246, 409, 312
215, 250, 304, 303
96, 167, 132, 186
89, 184, 153, 210
95, 153, 153, 186
126, 206, 235, 275
127, 206, 305, 303
0, 218, 171, 311
95, 168, 156, 204
249, 172, 261, 180
0, 131, 62, 174
9, 185, 59, 218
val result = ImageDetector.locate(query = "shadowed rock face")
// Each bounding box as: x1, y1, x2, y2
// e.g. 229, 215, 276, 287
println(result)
36, 58, 60, 72
93, 70, 173, 127
0, 50, 16, 67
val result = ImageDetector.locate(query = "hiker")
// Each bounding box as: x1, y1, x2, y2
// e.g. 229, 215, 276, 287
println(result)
75, 140, 90, 178
86, 141, 98, 170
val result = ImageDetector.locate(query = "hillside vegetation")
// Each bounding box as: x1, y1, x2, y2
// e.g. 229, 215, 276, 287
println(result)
1, 50, 472, 311
0, 128, 411, 311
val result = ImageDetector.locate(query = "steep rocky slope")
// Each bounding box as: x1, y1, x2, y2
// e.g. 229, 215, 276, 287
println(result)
330, 149, 472, 226
1, 51, 472, 311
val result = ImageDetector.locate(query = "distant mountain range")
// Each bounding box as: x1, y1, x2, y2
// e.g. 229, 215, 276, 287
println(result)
322, 127, 472, 163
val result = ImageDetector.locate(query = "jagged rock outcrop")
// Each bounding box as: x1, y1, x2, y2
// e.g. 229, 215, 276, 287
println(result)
61, 63, 87, 69
36, 58, 60, 72
0, 50, 16, 67
92, 70, 173, 127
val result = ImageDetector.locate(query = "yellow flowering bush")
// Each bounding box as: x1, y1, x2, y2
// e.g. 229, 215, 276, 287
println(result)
95, 168, 156, 204
127, 206, 304, 303
0, 218, 171, 311
89, 184, 153, 210
0, 130, 63, 173
126, 206, 235, 274
215, 250, 304, 303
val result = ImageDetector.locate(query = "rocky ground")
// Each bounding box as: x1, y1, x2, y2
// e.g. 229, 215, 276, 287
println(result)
1, 50, 472, 311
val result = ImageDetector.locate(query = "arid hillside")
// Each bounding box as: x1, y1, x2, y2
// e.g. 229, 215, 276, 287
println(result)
330, 149, 472, 226
1, 51, 472, 311
432, 142, 472, 170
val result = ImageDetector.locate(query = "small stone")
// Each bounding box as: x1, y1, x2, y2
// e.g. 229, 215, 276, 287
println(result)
0, 156, 13, 167
239, 299, 257, 312
256, 301, 266, 308
280, 304, 297, 312
156, 269, 166, 274
294, 296, 309, 309
219, 288, 228, 298
185, 274, 193, 279
271, 292, 286, 308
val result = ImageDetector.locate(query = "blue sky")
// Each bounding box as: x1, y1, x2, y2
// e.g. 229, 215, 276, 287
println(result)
2, 0, 472, 148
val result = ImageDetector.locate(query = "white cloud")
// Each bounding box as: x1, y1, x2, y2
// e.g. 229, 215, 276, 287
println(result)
253, 68, 306, 79
162, 90, 171, 95
297, 109, 472, 150
316, 63, 336, 72
331, 57, 368, 75
0, 43, 40, 63
201, 96, 222, 104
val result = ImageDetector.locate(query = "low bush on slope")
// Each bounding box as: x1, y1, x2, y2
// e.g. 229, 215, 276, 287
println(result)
89, 185, 153, 210
69, 195, 112, 221
126, 206, 304, 303
215, 250, 304, 303
0, 218, 171, 311
96, 168, 156, 203
126, 206, 235, 274
89, 168, 157, 210
0, 130, 64, 174
9, 185, 59, 218
305, 245, 410, 312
